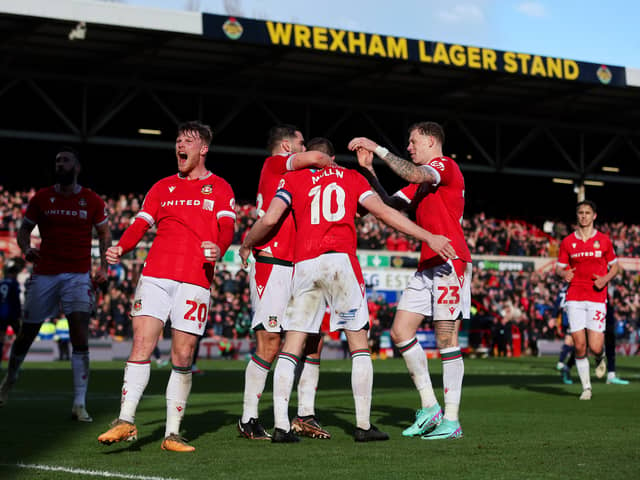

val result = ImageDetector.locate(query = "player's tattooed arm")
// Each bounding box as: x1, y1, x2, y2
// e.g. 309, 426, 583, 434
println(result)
380, 151, 436, 185
359, 167, 410, 212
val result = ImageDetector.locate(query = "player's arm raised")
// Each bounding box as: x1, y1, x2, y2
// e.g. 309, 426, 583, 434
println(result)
349, 137, 435, 184
361, 193, 456, 261
355, 148, 410, 212
290, 150, 333, 170
239, 197, 289, 268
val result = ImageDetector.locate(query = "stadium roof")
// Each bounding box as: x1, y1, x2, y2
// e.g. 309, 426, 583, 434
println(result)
1, 0, 640, 222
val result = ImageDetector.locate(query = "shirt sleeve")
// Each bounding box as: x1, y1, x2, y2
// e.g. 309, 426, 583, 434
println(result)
556, 238, 569, 267
91, 192, 109, 227
215, 180, 237, 221
136, 183, 160, 227
23, 192, 42, 225
393, 183, 418, 204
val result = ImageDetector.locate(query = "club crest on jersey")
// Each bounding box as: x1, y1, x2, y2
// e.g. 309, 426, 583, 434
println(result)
168, 186, 176, 193
133, 299, 142, 312
429, 159, 446, 171
79, 198, 87, 207
268, 316, 278, 328
201, 184, 213, 195
593, 240, 600, 249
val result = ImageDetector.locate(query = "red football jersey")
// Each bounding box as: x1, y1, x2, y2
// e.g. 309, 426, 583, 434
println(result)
395, 156, 471, 270
557, 230, 617, 302
276, 167, 373, 262
136, 172, 236, 289
24, 185, 108, 275
254, 153, 297, 262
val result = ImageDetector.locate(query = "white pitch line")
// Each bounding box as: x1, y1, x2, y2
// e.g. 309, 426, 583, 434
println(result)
2, 463, 181, 480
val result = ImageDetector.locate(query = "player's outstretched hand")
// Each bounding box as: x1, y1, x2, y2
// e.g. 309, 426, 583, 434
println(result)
106, 245, 123, 265
201, 241, 220, 262
24, 247, 41, 263
348, 137, 378, 153
239, 245, 251, 269
427, 234, 457, 260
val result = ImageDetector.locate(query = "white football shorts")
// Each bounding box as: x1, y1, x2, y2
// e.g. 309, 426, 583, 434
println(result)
566, 300, 606, 333
23, 272, 93, 323
397, 259, 471, 321
283, 253, 369, 333
131, 275, 210, 336
249, 259, 293, 333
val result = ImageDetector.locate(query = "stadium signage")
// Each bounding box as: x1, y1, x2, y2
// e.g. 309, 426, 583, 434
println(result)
202, 14, 625, 86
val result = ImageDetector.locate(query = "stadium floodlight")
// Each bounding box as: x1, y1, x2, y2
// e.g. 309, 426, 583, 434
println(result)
584, 180, 604, 187
552, 178, 573, 185
138, 128, 162, 135
601, 166, 620, 172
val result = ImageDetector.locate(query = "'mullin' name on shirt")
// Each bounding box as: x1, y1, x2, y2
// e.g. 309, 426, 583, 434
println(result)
312, 168, 344, 184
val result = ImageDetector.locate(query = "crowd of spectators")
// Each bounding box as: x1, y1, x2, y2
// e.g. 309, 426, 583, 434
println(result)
1, 187, 639, 355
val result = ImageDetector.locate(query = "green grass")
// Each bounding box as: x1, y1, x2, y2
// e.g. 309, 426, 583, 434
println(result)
0, 356, 639, 480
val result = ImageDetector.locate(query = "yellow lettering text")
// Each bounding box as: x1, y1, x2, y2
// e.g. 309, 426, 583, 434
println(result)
450, 45, 466, 67
418, 40, 432, 62
467, 46, 481, 69
368, 34, 386, 57
546, 57, 562, 78
348, 31, 367, 54
516, 52, 531, 74
564, 60, 579, 80
530, 56, 547, 77
266, 21, 292, 45
387, 37, 408, 59
503, 52, 518, 73
433, 42, 450, 65
482, 49, 497, 70
313, 26, 328, 50
294, 24, 311, 48
329, 29, 347, 53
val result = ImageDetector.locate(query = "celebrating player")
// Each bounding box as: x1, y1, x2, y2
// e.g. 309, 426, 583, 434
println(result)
97, 121, 236, 452
555, 200, 618, 400
348, 121, 472, 440
237, 126, 334, 441
0, 147, 111, 423
239, 144, 456, 442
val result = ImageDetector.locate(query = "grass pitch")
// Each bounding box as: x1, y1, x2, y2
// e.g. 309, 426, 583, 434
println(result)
0, 356, 638, 480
